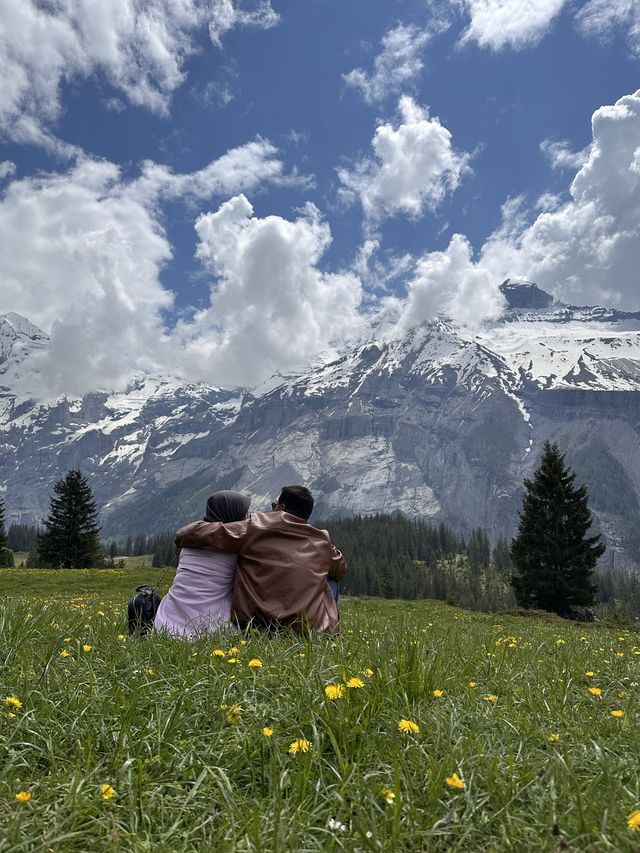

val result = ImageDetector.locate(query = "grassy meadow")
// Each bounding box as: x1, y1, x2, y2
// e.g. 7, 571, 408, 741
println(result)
1, 568, 640, 851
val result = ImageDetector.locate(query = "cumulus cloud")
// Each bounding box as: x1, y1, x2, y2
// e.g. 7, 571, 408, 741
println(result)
540, 139, 591, 171
0, 140, 294, 397
175, 195, 365, 387
343, 23, 430, 104
0, 0, 279, 147
337, 96, 470, 225
480, 90, 640, 308
0, 161, 16, 181
576, 0, 640, 56
459, 0, 567, 50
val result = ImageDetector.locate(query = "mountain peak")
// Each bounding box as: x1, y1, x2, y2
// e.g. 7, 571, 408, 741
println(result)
500, 279, 555, 310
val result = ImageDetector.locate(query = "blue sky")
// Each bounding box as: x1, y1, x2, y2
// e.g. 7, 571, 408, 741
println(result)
1, 0, 639, 395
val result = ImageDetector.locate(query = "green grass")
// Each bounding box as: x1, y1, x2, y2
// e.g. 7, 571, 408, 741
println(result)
1, 569, 640, 851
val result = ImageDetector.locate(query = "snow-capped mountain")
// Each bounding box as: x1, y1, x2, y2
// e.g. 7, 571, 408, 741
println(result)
2, 281, 640, 569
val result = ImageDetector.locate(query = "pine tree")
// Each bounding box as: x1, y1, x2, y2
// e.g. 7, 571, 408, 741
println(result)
37, 470, 103, 569
510, 441, 605, 616
0, 497, 14, 567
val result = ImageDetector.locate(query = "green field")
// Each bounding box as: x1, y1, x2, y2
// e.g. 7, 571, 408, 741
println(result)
1, 569, 640, 851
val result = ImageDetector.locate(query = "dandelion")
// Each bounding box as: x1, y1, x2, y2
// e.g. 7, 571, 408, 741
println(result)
556, 639, 566, 645
262, 727, 274, 737
226, 704, 242, 724
611, 710, 625, 718
381, 787, 396, 804
433, 689, 444, 698
212, 649, 226, 657
548, 733, 560, 742
101, 784, 116, 801
59, 649, 70, 658
4, 696, 22, 710
346, 677, 364, 688
398, 719, 420, 734
228, 646, 239, 655
585, 671, 595, 677
64, 637, 71, 643
362, 668, 374, 677
468, 681, 477, 688
82, 644, 92, 653
145, 668, 155, 676
15, 791, 32, 803
247, 658, 263, 668
618, 691, 629, 698
445, 773, 465, 790
227, 658, 238, 664
288, 738, 310, 754
325, 684, 345, 700
97, 610, 105, 617
483, 694, 498, 703
588, 687, 602, 696
240, 640, 247, 646
117, 634, 126, 641
628, 810, 640, 831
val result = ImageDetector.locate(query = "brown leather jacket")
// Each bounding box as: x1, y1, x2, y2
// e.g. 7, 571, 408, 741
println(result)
175, 511, 347, 633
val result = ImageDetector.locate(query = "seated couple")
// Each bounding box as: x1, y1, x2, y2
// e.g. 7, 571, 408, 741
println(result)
154, 485, 347, 637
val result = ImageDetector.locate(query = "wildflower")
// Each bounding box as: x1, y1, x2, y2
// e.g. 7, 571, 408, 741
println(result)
262, 727, 274, 737
82, 644, 92, 653
618, 691, 629, 698
212, 649, 225, 657
228, 646, 239, 655
298, 652, 305, 657
97, 610, 105, 617
59, 649, 70, 658
585, 671, 595, 677
145, 668, 155, 676
445, 773, 465, 790
611, 710, 625, 718
240, 640, 247, 646
362, 668, 374, 677
433, 689, 444, 698
346, 677, 364, 688
381, 787, 396, 804
247, 658, 263, 668
288, 738, 310, 754
398, 719, 420, 734
588, 687, 602, 696
483, 694, 498, 703
327, 818, 347, 831
325, 684, 345, 700
15, 791, 32, 803
100, 784, 116, 801
628, 810, 640, 831
226, 704, 242, 724
227, 658, 238, 664
64, 637, 71, 643
556, 639, 566, 645
548, 733, 560, 742
468, 681, 477, 688
117, 634, 126, 641
4, 696, 22, 710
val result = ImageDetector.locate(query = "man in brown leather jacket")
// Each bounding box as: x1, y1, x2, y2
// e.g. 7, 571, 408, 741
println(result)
175, 485, 347, 633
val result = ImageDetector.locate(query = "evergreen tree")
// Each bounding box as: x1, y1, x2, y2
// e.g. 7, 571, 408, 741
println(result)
510, 441, 604, 616
37, 470, 103, 569
0, 497, 14, 567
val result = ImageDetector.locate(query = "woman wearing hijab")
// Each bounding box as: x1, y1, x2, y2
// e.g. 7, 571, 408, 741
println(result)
154, 490, 251, 637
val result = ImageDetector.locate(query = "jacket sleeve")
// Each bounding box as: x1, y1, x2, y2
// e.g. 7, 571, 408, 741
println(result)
175, 519, 250, 553
328, 545, 347, 581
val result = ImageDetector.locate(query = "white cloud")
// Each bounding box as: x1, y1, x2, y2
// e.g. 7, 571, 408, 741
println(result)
386, 233, 506, 330
176, 195, 365, 387
337, 96, 470, 225
0, 140, 293, 397
540, 139, 591, 171
343, 23, 430, 104
460, 0, 567, 50
481, 90, 640, 308
576, 0, 640, 56
0, 0, 279, 148
0, 161, 16, 181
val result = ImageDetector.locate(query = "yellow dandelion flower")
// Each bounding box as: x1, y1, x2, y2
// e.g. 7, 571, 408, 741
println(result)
117, 634, 126, 641
288, 738, 310, 754
611, 709, 625, 718
433, 689, 444, 698
548, 733, 560, 742
585, 671, 595, 677
63, 637, 71, 643
227, 658, 238, 664
247, 658, 263, 668
588, 687, 602, 696
445, 773, 465, 790
398, 718, 420, 734
298, 652, 305, 657
362, 668, 374, 677
145, 668, 155, 676
228, 646, 239, 655
382, 787, 396, 804
226, 704, 242, 724
59, 649, 70, 658
483, 694, 498, 703
82, 644, 92, 653
346, 677, 364, 688
468, 681, 477, 688
628, 810, 640, 831
262, 726, 274, 737
240, 639, 247, 646
618, 691, 629, 698
97, 610, 105, 617
4, 696, 22, 710
212, 649, 226, 657
325, 683, 345, 700
101, 784, 116, 801
15, 791, 32, 803
556, 639, 566, 645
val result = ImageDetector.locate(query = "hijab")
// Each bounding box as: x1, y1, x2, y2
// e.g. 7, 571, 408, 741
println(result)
203, 490, 251, 524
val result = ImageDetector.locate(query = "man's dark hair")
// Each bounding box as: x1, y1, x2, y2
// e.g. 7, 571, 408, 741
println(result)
278, 485, 314, 520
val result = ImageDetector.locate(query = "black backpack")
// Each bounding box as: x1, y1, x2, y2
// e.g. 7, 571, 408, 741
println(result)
127, 585, 162, 636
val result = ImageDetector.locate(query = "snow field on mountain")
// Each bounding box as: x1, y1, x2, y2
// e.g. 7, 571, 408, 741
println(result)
2, 569, 640, 850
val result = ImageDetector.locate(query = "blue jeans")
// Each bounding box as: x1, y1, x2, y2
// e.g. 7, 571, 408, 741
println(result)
328, 578, 340, 605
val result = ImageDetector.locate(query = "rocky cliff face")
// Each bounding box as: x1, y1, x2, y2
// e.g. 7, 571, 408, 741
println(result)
2, 284, 640, 569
